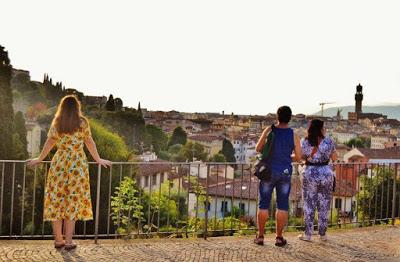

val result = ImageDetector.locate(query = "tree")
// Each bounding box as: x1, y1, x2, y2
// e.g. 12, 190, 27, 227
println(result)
159, 144, 185, 161
144, 125, 168, 154
114, 98, 123, 111
42, 73, 64, 103
14, 111, 28, 159
89, 119, 130, 161
181, 141, 207, 162
209, 153, 226, 162
220, 138, 236, 163
105, 94, 116, 111
137, 102, 142, 117
357, 166, 400, 224
168, 126, 187, 146
0, 45, 15, 159
345, 137, 371, 148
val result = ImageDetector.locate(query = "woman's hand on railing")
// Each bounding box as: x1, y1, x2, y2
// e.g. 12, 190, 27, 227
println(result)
97, 158, 112, 168
27, 158, 41, 167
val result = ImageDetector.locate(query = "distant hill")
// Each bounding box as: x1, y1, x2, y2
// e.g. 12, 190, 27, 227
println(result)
314, 105, 400, 120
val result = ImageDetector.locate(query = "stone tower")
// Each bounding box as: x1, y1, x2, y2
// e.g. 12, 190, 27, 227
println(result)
355, 83, 363, 114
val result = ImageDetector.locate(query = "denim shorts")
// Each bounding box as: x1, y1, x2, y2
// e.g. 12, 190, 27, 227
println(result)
258, 172, 291, 211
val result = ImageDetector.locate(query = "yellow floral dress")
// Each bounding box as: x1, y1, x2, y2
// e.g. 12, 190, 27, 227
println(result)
44, 119, 93, 221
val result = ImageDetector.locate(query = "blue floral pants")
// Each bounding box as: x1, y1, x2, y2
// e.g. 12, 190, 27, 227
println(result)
302, 171, 333, 237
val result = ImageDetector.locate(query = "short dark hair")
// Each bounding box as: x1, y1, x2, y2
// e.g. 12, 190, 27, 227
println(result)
277, 106, 292, 123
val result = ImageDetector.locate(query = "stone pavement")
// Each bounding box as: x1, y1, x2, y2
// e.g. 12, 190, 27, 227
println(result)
0, 226, 399, 262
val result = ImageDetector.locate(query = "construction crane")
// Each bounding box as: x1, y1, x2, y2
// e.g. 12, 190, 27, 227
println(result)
319, 102, 335, 117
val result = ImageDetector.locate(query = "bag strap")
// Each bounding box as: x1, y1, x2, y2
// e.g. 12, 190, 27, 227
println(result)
261, 125, 275, 160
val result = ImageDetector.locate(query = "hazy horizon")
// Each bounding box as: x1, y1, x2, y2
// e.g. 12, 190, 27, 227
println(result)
2, 1, 400, 115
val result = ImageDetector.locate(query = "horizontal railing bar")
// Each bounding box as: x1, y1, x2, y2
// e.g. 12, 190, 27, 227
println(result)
3, 160, 400, 165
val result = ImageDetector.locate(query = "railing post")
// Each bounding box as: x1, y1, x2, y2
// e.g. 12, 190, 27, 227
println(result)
0, 163, 4, 235
20, 163, 27, 236
94, 164, 102, 244
10, 163, 16, 237
392, 163, 397, 225
204, 164, 209, 240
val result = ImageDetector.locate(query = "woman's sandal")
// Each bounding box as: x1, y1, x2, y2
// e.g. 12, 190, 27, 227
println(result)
64, 242, 77, 251
54, 240, 65, 249
253, 235, 264, 246
275, 236, 287, 247
298, 234, 312, 242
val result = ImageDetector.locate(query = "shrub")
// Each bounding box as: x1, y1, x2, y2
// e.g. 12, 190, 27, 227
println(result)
111, 177, 144, 237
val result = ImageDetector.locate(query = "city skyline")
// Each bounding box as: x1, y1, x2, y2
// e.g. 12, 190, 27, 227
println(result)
2, 1, 400, 115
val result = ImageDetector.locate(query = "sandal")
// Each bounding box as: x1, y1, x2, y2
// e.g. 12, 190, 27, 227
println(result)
298, 234, 312, 242
54, 240, 65, 249
275, 236, 287, 247
253, 235, 264, 246
64, 242, 77, 251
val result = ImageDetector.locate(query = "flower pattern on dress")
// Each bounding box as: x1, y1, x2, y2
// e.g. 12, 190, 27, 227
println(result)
43, 119, 93, 221
301, 137, 336, 236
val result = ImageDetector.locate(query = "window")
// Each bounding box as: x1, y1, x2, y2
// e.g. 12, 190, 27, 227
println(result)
221, 201, 228, 213
160, 173, 164, 184
335, 198, 342, 209
239, 203, 245, 215
152, 174, 157, 186
144, 176, 149, 187
204, 201, 211, 211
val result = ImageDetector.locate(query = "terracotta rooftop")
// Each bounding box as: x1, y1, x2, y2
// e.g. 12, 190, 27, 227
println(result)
189, 135, 223, 142
206, 175, 259, 200
357, 147, 400, 160
137, 161, 172, 176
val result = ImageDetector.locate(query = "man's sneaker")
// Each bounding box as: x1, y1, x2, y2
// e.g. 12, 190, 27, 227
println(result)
320, 235, 328, 242
298, 234, 311, 242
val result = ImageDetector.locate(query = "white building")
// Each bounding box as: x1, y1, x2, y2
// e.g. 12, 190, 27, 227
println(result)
331, 131, 358, 144
188, 175, 258, 219
26, 121, 42, 157
189, 161, 234, 179
233, 138, 257, 163
370, 135, 396, 149
139, 151, 158, 162
136, 161, 171, 190
188, 135, 223, 156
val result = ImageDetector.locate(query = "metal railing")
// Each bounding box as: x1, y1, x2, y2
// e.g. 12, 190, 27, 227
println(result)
0, 160, 399, 242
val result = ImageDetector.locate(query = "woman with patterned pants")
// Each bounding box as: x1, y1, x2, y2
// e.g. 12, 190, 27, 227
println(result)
299, 119, 337, 241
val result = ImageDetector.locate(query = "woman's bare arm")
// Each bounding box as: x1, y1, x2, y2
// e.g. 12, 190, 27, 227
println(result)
330, 151, 338, 162
85, 136, 111, 168
292, 134, 302, 162
27, 137, 56, 166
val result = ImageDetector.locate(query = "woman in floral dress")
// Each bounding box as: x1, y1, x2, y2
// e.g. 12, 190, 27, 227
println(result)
299, 119, 337, 242
28, 95, 111, 250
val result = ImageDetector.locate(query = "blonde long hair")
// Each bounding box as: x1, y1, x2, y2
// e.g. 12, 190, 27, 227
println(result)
51, 95, 86, 135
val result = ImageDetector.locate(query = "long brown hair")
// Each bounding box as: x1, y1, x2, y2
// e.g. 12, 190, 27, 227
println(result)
51, 95, 85, 135
307, 119, 325, 147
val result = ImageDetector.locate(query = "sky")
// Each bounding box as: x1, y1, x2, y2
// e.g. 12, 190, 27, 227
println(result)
1, 0, 400, 115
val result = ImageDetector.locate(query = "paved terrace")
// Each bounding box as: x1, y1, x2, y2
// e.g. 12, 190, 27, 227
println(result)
0, 226, 399, 262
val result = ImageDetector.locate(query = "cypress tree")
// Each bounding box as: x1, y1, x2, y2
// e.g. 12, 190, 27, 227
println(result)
220, 138, 236, 163
0, 45, 15, 159
168, 126, 187, 146
14, 111, 28, 159
105, 94, 116, 111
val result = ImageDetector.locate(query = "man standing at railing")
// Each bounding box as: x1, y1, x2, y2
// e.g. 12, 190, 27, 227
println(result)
253, 106, 302, 247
